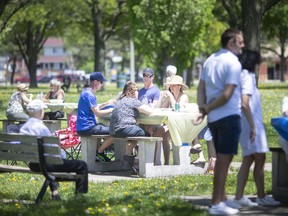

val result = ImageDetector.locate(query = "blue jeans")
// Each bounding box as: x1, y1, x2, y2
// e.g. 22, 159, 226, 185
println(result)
77, 123, 109, 136
112, 125, 149, 138
208, 115, 241, 155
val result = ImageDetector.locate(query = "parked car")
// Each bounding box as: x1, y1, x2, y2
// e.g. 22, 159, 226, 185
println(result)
15, 76, 30, 83
38, 75, 54, 83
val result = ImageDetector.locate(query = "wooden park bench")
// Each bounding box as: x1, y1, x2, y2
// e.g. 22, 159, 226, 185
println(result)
0, 133, 81, 204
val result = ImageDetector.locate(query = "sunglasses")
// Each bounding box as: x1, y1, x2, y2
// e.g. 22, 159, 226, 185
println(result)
143, 74, 153, 78
96, 80, 103, 84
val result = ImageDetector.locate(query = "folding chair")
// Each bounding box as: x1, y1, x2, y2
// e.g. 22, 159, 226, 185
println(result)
55, 113, 81, 160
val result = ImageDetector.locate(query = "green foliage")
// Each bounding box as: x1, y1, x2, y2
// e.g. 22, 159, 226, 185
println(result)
128, 0, 215, 74
262, 0, 288, 40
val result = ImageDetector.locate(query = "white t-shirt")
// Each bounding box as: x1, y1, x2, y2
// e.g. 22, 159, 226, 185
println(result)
200, 48, 242, 122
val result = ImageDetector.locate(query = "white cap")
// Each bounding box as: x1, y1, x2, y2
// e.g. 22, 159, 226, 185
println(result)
27, 99, 47, 113
166, 65, 177, 77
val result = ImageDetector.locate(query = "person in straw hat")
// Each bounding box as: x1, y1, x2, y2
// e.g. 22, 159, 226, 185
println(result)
41, 79, 65, 120
6, 83, 32, 120
156, 75, 188, 109
155, 75, 189, 165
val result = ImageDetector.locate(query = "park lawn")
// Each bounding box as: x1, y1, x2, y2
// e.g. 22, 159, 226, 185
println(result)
0, 81, 286, 215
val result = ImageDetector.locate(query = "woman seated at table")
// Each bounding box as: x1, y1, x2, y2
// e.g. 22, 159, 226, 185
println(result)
42, 79, 65, 120
155, 75, 189, 164
109, 81, 153, 155
156, 75, 189, 110
6, 83, 32, 121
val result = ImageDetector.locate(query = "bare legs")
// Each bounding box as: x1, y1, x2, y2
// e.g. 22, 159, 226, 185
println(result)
97, 137, 114, 153
235, 153, 266, 200
153, 125, 170, 165
212, 154, 233, 205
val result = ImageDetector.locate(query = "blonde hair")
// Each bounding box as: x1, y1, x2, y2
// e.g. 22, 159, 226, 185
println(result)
50, 79, 62, 86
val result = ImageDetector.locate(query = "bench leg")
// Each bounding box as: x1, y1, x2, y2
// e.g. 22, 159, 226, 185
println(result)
172, 145, 191, 165
138, 140, 155, 177
35, 179, 50, 204
81, 137, 98, 171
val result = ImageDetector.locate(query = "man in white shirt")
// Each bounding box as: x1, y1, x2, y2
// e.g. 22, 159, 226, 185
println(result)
20, 99, 88, 200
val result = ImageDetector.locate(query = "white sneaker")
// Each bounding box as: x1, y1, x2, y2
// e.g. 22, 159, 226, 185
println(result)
209, 202, 239, 215
256, 195, 281, 206
225, 199, 241, 209
234, 196, 258, 206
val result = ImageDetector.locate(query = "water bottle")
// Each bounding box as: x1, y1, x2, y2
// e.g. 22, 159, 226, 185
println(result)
175, 102, 180, 112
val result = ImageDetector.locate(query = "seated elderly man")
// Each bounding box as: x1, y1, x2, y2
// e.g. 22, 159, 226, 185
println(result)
20, 99, 88, 200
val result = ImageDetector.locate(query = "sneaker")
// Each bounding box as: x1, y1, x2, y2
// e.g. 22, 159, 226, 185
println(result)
209, 202, 239, 215
256, 195, 281, 206
95, 151, 111, 163
225, 199, 241, 209
234, 196, 258, 206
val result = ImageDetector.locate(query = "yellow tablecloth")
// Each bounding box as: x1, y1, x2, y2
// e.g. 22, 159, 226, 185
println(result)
137, 109, 207, 146
45, 103, 78, 114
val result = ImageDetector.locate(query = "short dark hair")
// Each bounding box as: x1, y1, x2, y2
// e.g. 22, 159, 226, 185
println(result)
239, 49, 261, 72
221, 28, 243, 48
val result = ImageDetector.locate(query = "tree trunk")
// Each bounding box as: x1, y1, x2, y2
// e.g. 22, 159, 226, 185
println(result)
280, 37, 286, 82
92, 4, 104, 72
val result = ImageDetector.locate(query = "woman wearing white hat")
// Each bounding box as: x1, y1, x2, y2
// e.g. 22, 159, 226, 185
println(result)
156, 75, 189, 110
6, 83, 32, 120
155, 75, 189, 165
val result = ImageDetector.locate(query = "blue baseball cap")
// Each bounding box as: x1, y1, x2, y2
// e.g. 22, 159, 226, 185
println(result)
90, 72, 107, 82
143, 68, 154, 76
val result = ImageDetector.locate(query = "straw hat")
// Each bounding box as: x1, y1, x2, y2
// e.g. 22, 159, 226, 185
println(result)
164, 75, 188, 90
17, 83, 29, 92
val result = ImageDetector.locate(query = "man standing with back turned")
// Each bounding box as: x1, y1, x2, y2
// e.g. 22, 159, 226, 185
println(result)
195, 28, 245, 215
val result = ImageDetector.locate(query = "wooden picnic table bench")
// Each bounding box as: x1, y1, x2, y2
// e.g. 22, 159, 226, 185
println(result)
0, 119, 66, 133
270, 146, 288, 202
0, 133, 81, 204
80, 134, 206, 178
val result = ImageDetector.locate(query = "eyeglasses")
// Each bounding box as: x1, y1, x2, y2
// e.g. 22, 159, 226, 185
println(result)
143, 74, 153, 78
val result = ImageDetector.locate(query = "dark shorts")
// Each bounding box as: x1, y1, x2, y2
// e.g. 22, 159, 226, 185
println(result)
112, 125, 150, 138
45, 110, 65, 120
77, 124, 109, 136
208, 115, 241, 155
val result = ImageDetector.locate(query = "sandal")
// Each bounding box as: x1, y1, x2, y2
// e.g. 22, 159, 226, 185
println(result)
190, 143, 202, 154
205, 158, 216, 175
191, 158, 206, 168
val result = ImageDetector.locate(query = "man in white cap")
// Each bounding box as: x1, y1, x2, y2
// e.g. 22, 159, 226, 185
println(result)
76, 72, 115, 163
20, 99, 88, 200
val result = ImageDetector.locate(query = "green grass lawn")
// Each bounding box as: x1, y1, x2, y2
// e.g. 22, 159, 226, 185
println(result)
0, 81, 286, 215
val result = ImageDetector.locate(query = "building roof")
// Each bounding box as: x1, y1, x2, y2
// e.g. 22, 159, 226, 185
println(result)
38, 56, 69, 63
44, 38, 64, 47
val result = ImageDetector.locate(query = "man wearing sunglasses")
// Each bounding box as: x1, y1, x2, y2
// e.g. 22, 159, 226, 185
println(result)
138, 67, 160, 107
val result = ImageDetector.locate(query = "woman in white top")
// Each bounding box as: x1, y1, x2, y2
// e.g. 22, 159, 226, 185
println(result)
156, 75, 188, 165
233, 49, 280, 207
42, 79, 65, 120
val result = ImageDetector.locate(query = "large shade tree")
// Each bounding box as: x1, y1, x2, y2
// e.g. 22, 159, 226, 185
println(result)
127, 0, 214, 86
1, 0, 73, 87
262, 0, 288, 82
